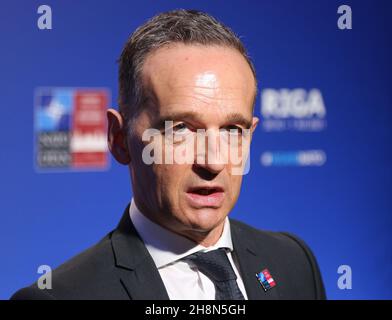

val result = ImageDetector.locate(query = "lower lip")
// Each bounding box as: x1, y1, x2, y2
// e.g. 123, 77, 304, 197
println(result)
185, 191, 225, 208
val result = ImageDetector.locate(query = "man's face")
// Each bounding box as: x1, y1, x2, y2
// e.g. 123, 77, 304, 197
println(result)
125, 44, 258, 245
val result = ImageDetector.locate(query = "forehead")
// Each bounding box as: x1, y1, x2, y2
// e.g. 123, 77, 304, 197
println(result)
141, 44, 256, 118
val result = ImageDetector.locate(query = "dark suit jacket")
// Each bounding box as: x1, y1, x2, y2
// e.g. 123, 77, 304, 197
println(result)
11, 204, 326, 300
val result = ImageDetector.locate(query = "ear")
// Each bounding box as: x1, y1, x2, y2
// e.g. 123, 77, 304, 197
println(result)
107, 108, 131, 165
251, 116, 259, 134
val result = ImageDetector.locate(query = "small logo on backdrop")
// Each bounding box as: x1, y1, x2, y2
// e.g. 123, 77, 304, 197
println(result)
34, 87, 110, 172
261, 88, 327, 132
337, 264, 352, 290
37, 5, 52, 30
256, 269, 276, 292
261, 150, 326, 167
337, 5, 352, 30
37, 265, 52, 290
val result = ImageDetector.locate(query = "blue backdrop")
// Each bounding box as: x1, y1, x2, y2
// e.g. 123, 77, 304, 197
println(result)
1, 0, 391, 299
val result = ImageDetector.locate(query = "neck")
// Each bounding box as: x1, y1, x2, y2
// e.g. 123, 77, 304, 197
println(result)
177, 222, 226, 247
133, 198, 226, 248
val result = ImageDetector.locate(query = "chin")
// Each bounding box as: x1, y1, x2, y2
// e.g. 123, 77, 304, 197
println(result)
183, 206, 227, 232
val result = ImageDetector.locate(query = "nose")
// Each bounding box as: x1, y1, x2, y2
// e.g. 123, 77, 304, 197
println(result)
193, 129, 226, 175
194, 159, 225, 175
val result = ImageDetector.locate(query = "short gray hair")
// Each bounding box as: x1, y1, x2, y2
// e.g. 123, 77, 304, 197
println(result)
118, 9, 257, 126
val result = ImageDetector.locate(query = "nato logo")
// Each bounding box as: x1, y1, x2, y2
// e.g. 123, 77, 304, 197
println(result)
34, 87, 110, 171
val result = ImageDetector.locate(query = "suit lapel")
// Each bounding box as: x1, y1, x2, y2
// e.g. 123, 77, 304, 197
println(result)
111, 205, 170, 300
230, 219, 281, 300
110, 206, 282, 300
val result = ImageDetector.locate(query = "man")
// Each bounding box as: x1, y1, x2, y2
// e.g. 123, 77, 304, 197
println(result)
11, 9, 325, 300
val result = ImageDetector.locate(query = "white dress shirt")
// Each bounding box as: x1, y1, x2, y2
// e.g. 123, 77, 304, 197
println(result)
129, 199, 248, 300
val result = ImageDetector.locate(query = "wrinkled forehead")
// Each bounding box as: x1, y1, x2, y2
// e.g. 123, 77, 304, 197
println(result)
141, 44, 256, 111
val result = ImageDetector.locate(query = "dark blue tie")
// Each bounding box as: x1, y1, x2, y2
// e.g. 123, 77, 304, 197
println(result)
184, 248, 245, 300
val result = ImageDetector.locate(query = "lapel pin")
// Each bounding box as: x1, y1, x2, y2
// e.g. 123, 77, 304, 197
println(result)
256, 268, 276, 291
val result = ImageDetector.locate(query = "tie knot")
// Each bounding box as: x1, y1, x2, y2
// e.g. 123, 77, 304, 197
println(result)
184, 248, 237, 282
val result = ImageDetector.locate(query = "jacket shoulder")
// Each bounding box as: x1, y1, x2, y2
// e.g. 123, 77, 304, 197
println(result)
230, 219, 326, 299
10, 232, 128, 300
10, 286, 56, 300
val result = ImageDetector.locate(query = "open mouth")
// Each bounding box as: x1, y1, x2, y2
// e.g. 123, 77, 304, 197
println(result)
187, 187, 224, 195
185, 186, 225, 207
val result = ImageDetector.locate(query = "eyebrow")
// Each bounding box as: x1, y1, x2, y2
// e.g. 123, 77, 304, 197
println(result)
225, 112, 253, 128
152, 111, 253, 129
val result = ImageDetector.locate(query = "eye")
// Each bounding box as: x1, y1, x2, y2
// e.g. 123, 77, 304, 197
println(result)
173, 123, 189, 133
168, 123, 194, 137
221, 125, 243, 135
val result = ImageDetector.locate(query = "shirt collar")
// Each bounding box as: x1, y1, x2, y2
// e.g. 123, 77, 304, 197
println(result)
129, 198, 233, 269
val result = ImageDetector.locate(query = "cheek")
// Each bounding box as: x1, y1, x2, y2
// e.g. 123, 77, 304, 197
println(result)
229, 176, 243, 198
156, 164, 189, 196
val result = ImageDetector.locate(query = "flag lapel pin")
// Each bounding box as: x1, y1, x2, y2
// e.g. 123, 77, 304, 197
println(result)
256, 268, 277, 291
